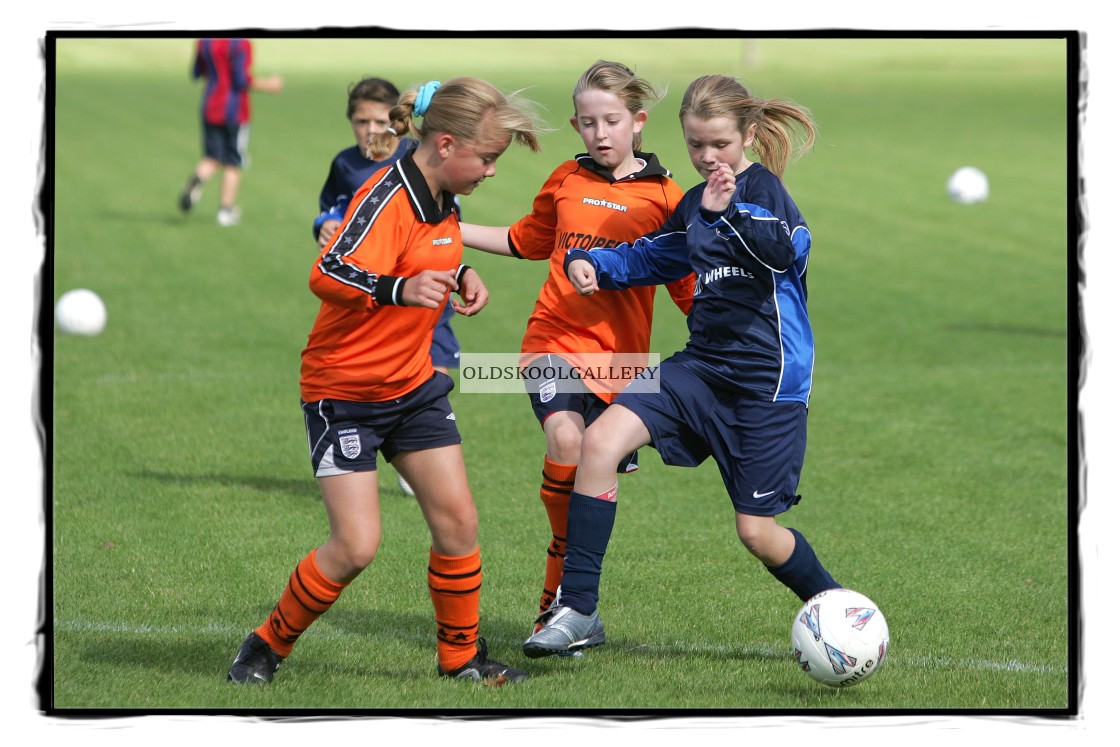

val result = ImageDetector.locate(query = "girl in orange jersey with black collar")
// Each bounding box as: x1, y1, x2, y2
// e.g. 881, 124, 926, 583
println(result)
460, 61, 695, 643
228, 78, 542, 686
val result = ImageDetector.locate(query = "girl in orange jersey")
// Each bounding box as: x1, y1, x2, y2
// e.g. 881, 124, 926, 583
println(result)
227, 78, 542, 686
460, 60, 695, 639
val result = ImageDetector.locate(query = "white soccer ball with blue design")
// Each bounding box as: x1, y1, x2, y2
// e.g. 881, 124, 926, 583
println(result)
792, 587, 889, 688
947, 166, 989, 204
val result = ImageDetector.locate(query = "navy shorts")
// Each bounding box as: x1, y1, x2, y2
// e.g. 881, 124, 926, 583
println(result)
524, 354, 638, 474
202, 122, 247, 167
302, 372, 461, 477
614, 358, 807, 515
430, 302, 460, 369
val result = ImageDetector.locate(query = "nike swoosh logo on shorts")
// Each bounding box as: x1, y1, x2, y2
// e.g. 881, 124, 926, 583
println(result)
753, 489, 776, 499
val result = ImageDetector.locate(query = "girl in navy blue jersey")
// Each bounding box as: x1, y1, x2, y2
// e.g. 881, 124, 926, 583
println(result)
525, 74, 842, 657
314, 77, 410, 249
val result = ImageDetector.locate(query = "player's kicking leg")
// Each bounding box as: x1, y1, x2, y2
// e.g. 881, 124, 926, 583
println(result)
524, 403, 651, 657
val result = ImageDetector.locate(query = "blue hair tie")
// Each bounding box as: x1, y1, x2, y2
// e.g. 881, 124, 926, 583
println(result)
414, 81, 441, 117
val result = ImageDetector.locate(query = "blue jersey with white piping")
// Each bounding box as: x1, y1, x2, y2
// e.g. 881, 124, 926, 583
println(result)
564, 162, 813, 403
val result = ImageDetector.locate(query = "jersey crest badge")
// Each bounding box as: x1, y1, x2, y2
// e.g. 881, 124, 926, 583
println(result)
539, 380, 557, 403
339, 434, 361, 459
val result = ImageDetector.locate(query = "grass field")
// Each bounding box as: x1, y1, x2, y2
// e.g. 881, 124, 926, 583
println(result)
46, 32, 1074, 718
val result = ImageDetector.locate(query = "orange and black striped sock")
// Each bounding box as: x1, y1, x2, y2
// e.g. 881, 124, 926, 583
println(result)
254, 549, 347, 658
539, 457, 577, 614
428, 547, 482, 673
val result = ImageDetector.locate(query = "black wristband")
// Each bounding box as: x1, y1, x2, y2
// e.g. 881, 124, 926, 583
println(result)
373, 275, 405, 306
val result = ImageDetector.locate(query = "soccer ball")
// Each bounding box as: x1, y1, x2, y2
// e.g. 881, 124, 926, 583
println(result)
792, 587, 889, 688
946, 166, 989, 204
55, 288, 107, 336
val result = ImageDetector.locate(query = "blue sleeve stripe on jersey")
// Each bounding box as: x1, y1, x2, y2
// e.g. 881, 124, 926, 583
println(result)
772, 281, 814, 402
791, 225, 811, 277
771, 276, 787, 402
734, 202, 780, 221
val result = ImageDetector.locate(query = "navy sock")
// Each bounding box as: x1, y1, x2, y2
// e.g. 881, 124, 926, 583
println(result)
557, 491, 617, 615
766, 528, 839, 601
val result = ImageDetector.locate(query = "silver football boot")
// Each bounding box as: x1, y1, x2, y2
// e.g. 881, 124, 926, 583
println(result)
523, 605, 606, 658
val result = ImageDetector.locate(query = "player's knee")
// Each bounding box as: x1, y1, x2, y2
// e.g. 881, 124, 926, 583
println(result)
452, 510, 479, 541
435, 502, 479, 550
579, 423, 625, 468
335, 532, 382, 573
738, 534, 767, 560
735, 515, 785, 562
545, 423, 584, 463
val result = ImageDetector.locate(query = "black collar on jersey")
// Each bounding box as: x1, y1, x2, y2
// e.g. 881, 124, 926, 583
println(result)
574, 150, 672, 183
395, 149, 458, 224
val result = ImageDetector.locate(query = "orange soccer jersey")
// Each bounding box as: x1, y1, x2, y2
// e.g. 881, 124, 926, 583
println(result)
509, 153, 695, 399
300, 152, 463, 403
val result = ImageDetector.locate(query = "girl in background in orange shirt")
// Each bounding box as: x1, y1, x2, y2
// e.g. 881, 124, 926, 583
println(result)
460, 61, 694, 646
228, 77, 542, 686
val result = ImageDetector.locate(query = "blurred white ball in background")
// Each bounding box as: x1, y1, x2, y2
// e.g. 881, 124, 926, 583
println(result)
947, 166, 990, 204
56, 288, 107, 336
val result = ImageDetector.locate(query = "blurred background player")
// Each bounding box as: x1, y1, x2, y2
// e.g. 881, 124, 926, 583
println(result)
313, 76, 461, 496
178, 38, 283, 226
227, 78, 542, 686
459, 60, 694, 641
525, 74, 841, 657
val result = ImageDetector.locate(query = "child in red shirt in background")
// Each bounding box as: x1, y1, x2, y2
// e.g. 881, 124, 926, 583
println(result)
178, 38, 283, 226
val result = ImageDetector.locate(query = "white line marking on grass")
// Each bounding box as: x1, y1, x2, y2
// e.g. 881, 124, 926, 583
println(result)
54, 619, 433, 644
907, 655, 1067, 676
94, 370, 262, 385
652, 640, 1067, 676
57, 619, 250, 637
54, 619, 1067, 676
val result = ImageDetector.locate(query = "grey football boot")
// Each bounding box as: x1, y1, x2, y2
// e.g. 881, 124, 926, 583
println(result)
523, 605, 606, 658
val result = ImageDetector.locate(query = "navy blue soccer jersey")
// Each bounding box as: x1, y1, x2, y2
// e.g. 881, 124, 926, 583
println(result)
313, 138, 417, 239
565, 162, 814, 404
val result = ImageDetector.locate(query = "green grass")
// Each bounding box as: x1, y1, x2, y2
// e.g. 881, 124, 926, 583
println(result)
48, 34, 1073, 715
